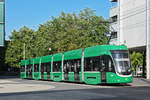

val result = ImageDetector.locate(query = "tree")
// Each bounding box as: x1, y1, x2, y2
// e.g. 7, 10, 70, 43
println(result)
47, 8, 109, 52
130, 51, 143, 75
5, 8, 109, 68
5, 26, 35, 68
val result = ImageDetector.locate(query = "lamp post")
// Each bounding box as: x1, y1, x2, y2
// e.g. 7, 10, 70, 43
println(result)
24, 43, 26, 60
49, 48, 53, 80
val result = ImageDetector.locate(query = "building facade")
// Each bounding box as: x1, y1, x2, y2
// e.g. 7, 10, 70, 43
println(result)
0, 0, 5, 47
110, 0, 150, 79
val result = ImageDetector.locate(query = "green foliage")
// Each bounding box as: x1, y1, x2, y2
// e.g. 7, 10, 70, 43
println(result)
5, 27, 35, 68
130, 51, 143, 71
5, 8, 109, 68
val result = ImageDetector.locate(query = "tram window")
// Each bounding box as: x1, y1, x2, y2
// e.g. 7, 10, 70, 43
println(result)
46, 63, 51, 73
34, 64, 39, 72
34, 65, 36, 72
71, 61, 73, 72
63, 59, 81, 72
84, 55, 114, 72
111, 50, 129, 59
21, 66, 24, 72
44, 64, 47, 72
41, 63, 44, 72
28, 65, 32, 72
63, 61, 69, 72
20, 66, 25, 72
31, 65, 33, 72
100, 55, 114, 72
23, 66, 25, 72
108, 60, 113, 71
100, 56, 107, 72
84, 56, 100, 71
37, 64, 39, 72
27, 65, 29, 72
75, 60, 81, 72
25, 66, 28, 72
34, 64, 36, 72
41, 63, 51, 72
53, 61, 61, 72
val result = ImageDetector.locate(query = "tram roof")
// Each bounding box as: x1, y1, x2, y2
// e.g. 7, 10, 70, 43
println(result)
41, 55, 52, 63
21, 59, 30, 65
64, 49, 82, 60
84, 45, 128, 58
21, 45, 128, 64
53, 53, 63, 62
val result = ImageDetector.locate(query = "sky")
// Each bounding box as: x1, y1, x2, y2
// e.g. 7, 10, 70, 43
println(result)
5, 0, 112, 40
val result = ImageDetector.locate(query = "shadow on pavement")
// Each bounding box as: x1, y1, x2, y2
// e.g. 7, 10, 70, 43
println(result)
0, 86, 150, 97
0, 76, 19, 79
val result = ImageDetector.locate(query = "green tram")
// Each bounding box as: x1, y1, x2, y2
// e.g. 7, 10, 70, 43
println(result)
20, 45, 132, 84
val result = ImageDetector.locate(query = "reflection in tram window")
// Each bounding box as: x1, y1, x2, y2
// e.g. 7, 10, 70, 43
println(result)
63, 59, 81, 72
84, 55, 114, 72
53, 61, 61, 72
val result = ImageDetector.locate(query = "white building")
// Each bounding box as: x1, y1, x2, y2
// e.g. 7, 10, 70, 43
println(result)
110, 0, 150, 79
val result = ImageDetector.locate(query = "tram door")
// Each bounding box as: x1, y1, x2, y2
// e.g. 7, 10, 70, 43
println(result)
64, 61, 69, 80
41, 63, 44, 79
100, 55, 107, 83
29, 65, 32, 78
74, 59, 81, 81
100, 55, 114, 83
101, 72, 106, 83
26, 65, 28, 78
64, 59, 81, 81
47, 63, 51, 80
64, 71, 69, 80
41, 63, 51, 80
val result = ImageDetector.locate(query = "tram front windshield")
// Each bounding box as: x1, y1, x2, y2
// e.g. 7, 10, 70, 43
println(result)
111, 50, 132, 75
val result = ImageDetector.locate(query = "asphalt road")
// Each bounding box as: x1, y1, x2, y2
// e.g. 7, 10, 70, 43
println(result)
0, 77, 150, 100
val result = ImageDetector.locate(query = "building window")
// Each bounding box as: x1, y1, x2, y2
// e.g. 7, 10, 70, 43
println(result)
111, 32, 117, 39
111, 15, 117, 22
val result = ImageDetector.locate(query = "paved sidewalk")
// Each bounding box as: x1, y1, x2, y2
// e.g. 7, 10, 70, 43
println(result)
0, 77, 150, 94
128, 78, 150, 87
0, 79, 55, 93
